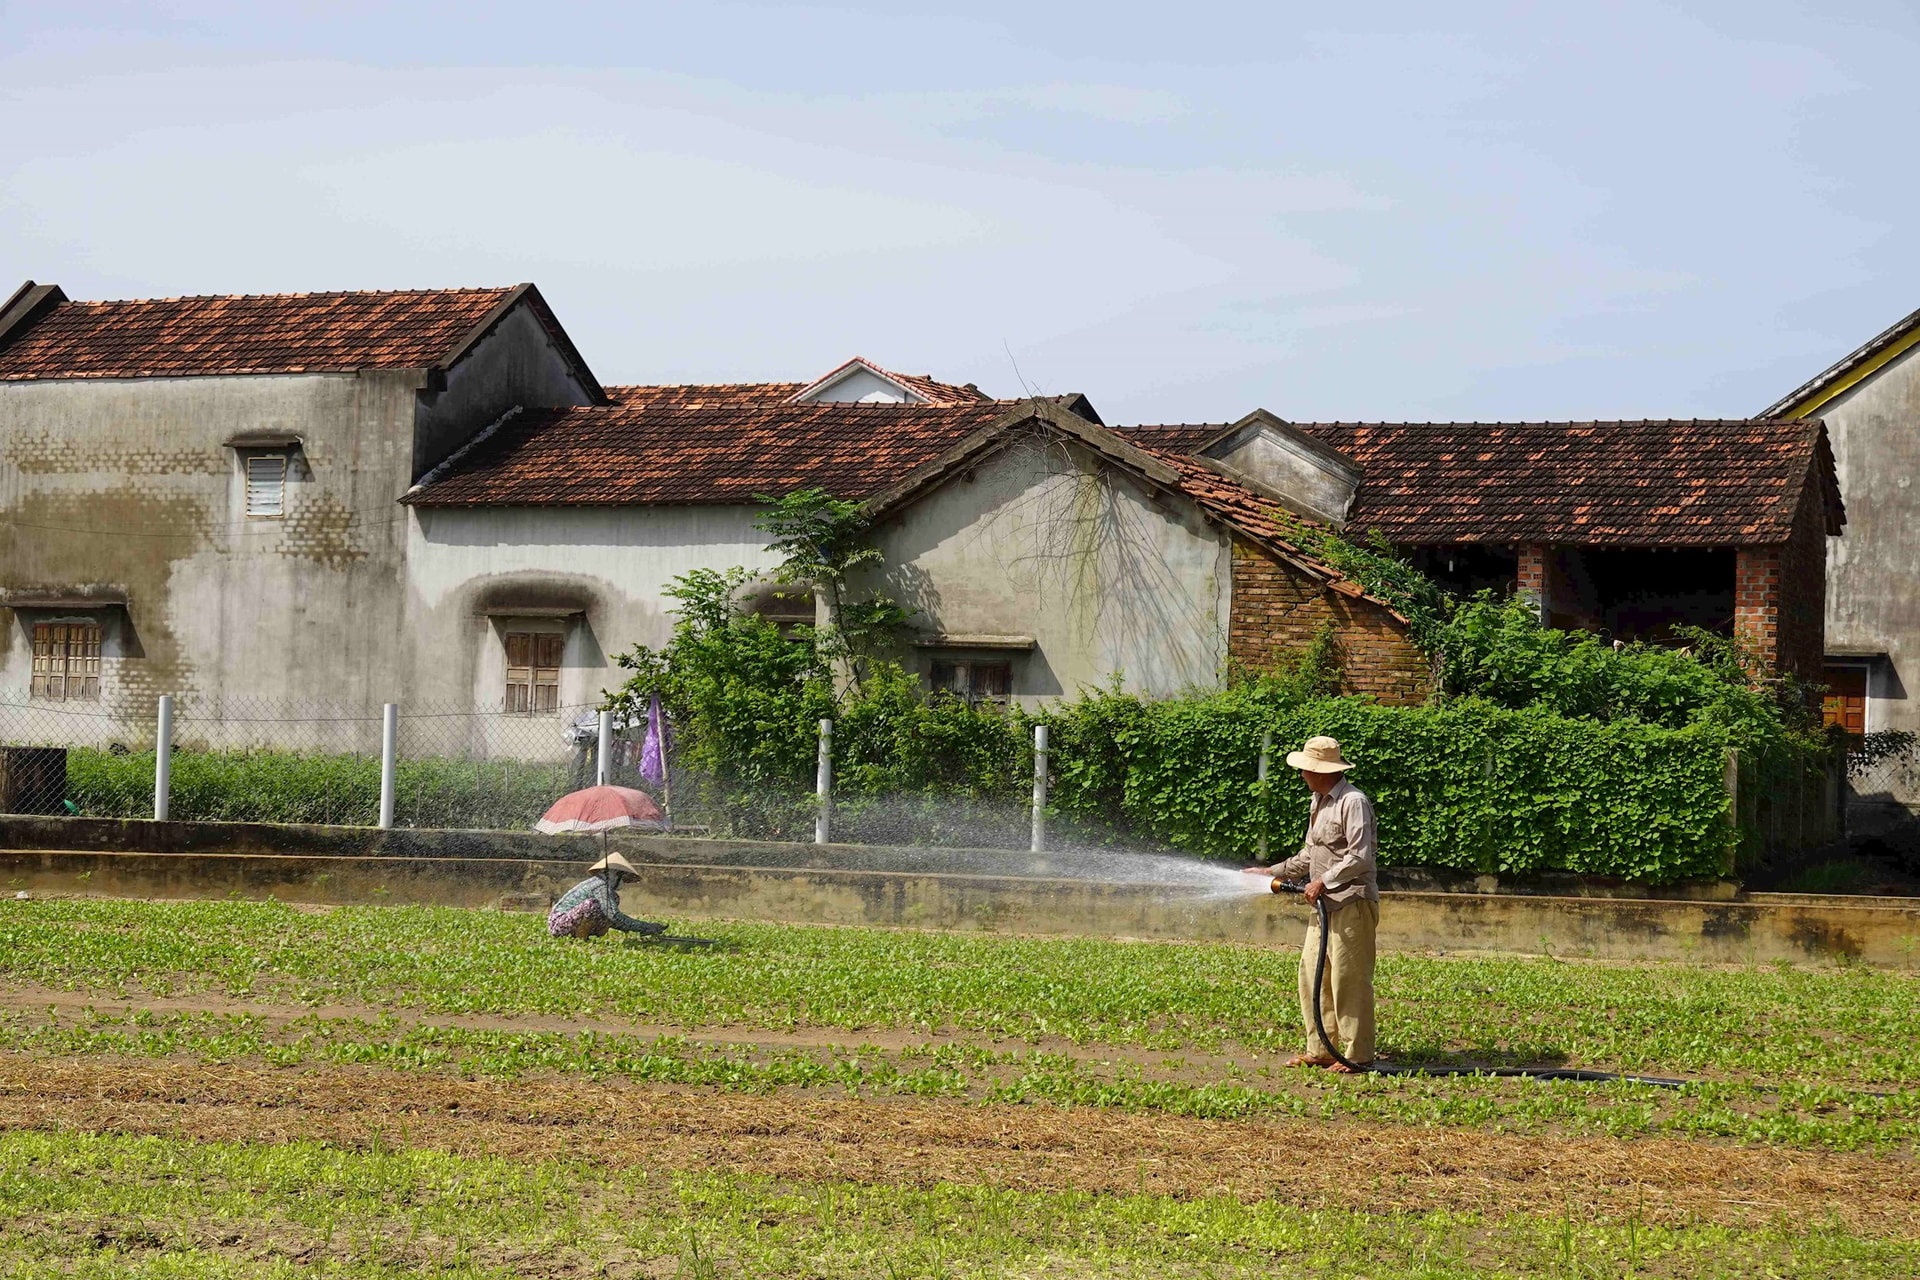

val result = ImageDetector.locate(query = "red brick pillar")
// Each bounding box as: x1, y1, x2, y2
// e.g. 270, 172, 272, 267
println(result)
1735, 547, 1781, 673
1516, 544, 1549, 619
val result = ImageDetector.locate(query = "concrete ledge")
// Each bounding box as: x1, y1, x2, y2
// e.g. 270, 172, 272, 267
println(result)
2, 848, 1915, 969
0, 816, 1742, 899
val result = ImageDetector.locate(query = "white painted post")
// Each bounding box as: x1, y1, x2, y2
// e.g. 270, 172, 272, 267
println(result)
596, 710, 613, 787
1257, 731, 1271, 862
378, 703, 398, 829
1031, 723, 1049, 853
153, 695, 173, 821
815, 718, 833, 845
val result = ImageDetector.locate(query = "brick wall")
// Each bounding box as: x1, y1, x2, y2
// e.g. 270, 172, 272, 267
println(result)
1516, 543, 1547, 616
1736, 478, 1828, 684
1228, 538, 1430, 704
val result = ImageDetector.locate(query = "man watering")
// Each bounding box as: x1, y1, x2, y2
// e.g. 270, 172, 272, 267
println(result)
1244, 735, 1379, 1072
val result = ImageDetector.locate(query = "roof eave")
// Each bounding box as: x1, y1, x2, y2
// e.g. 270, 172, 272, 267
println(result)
1760, 305, 1920, 418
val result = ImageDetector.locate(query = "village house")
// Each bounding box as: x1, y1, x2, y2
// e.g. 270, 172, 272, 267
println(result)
401, 387, 1430, 709
1163, 415, 1843, 684
0, 277, 1845, 756
1761, 311, 1920, 746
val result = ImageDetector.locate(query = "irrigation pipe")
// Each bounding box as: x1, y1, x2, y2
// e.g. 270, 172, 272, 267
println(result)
1277, 879, 1689, 1088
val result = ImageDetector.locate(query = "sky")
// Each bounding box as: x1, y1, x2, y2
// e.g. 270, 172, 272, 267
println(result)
3, 0, 1918, 424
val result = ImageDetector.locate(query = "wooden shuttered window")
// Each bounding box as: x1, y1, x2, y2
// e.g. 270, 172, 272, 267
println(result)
505, 632, 563, 714
1822, 665, 1868, 737
30, 622, 102, 701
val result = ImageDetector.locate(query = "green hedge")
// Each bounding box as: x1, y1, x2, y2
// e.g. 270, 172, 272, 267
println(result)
66, 749, 579, 831
1041, 687, 1735, 882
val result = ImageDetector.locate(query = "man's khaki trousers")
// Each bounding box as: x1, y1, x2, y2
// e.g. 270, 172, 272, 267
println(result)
1297, 897, 1378, 1063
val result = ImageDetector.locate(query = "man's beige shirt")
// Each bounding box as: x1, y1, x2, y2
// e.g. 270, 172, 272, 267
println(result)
1273, 778, 1379, 906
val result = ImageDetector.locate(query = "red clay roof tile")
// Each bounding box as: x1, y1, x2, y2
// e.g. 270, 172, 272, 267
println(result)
0, 287, 517, 381
1127, 418, 1840, 548
403, 397, 1021, 506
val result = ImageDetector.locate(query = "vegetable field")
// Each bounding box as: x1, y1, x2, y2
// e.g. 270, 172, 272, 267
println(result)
0, 898, 1915, 1277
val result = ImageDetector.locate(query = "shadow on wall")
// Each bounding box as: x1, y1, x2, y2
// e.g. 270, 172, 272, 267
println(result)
885, 558, 1068, 701
872, 430, 1221, 694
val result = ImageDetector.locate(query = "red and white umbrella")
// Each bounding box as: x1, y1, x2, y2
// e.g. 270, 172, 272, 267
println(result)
535, 785, 666, 835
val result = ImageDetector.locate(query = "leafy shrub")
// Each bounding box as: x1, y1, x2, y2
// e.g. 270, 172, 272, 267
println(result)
603, 566, 1756, 880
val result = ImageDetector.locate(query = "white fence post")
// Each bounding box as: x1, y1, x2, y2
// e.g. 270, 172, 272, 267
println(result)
596, 710, 613, 787
378, 703, 398, 829
1031, 723, 1049, 853
1257, 731, 1271, 862
153, 695, 173, 821
815, 718, 833, 845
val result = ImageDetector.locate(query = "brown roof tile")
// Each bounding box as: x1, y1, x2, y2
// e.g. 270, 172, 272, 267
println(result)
404, 398, 1022, 506
1125, 418, 1841, 548
0, 287, 518, 381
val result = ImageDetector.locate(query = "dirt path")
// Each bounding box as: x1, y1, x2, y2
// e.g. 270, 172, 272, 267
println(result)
1, 1054, 1913, 1236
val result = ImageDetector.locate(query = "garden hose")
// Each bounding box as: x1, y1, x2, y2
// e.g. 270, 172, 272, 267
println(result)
1274, 877, 1688, 1087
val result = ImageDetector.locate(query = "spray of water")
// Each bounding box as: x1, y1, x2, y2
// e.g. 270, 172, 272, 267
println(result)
1012, 846, 1275, 899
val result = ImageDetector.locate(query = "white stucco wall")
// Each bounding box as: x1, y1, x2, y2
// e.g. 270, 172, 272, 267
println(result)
403, 504, 781, 719
1811, 347, 1920, 741
866, 434, 1232, 704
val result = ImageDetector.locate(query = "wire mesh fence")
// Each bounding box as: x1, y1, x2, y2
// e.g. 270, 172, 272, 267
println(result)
0, 693, 663, 831
1847, 731, 1920, 807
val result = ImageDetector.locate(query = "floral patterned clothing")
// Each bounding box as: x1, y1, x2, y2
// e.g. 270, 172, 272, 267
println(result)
547, 874, 659, 938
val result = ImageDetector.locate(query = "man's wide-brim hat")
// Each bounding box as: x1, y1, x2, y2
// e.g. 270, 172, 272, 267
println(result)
1285, 735, 1353, 773
588, 852, 639, 878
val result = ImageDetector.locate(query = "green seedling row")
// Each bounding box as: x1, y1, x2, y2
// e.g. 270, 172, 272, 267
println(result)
3, 899, 1917, 1086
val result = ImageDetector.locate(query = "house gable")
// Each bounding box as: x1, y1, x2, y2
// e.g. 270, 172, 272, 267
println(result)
1196, 408, 1362, 527
792, 358, 927, 404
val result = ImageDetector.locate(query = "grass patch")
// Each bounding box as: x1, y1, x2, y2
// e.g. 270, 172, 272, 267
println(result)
0, 1129, 1912, 1279
3, 898, 1916, 1084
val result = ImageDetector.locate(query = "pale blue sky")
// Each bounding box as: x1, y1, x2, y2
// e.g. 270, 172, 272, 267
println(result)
4, 1, 1916, 423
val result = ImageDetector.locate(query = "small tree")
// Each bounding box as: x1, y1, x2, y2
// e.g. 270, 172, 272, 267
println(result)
754, 487, 911, 688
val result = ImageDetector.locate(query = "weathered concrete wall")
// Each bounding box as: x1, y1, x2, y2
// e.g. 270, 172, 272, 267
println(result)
868, 432, 1232, 702
3, 842, 1912, 968
413, 304, 593, 479
403, 504, 779, 714
0, 372, 422, 741
1816, 346, 1920, 745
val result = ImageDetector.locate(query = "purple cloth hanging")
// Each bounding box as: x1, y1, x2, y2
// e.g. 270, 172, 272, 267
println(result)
639, 692, 669, 786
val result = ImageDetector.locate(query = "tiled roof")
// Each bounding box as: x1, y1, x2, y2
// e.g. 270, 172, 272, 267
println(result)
1284, 419, 1840, 547
1118, 423, 1222, 452
885, 370, 990, 404
404, 398, 1022, 506
607, 382, 807, 408
0, 286, 517, 381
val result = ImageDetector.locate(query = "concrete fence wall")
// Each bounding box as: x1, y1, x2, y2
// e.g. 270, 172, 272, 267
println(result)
1, 817, 1916, 968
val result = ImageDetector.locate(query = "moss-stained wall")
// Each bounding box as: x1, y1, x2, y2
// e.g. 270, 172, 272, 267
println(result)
0, 372, 422, 741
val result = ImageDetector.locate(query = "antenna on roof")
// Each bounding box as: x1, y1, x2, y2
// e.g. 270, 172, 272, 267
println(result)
1002, 338, 1038, 398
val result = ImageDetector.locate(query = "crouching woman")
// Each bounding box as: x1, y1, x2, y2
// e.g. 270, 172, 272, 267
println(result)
547, 852, 667, 939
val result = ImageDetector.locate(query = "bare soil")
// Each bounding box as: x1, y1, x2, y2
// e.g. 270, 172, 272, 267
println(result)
1, 1053, 1913, 1237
